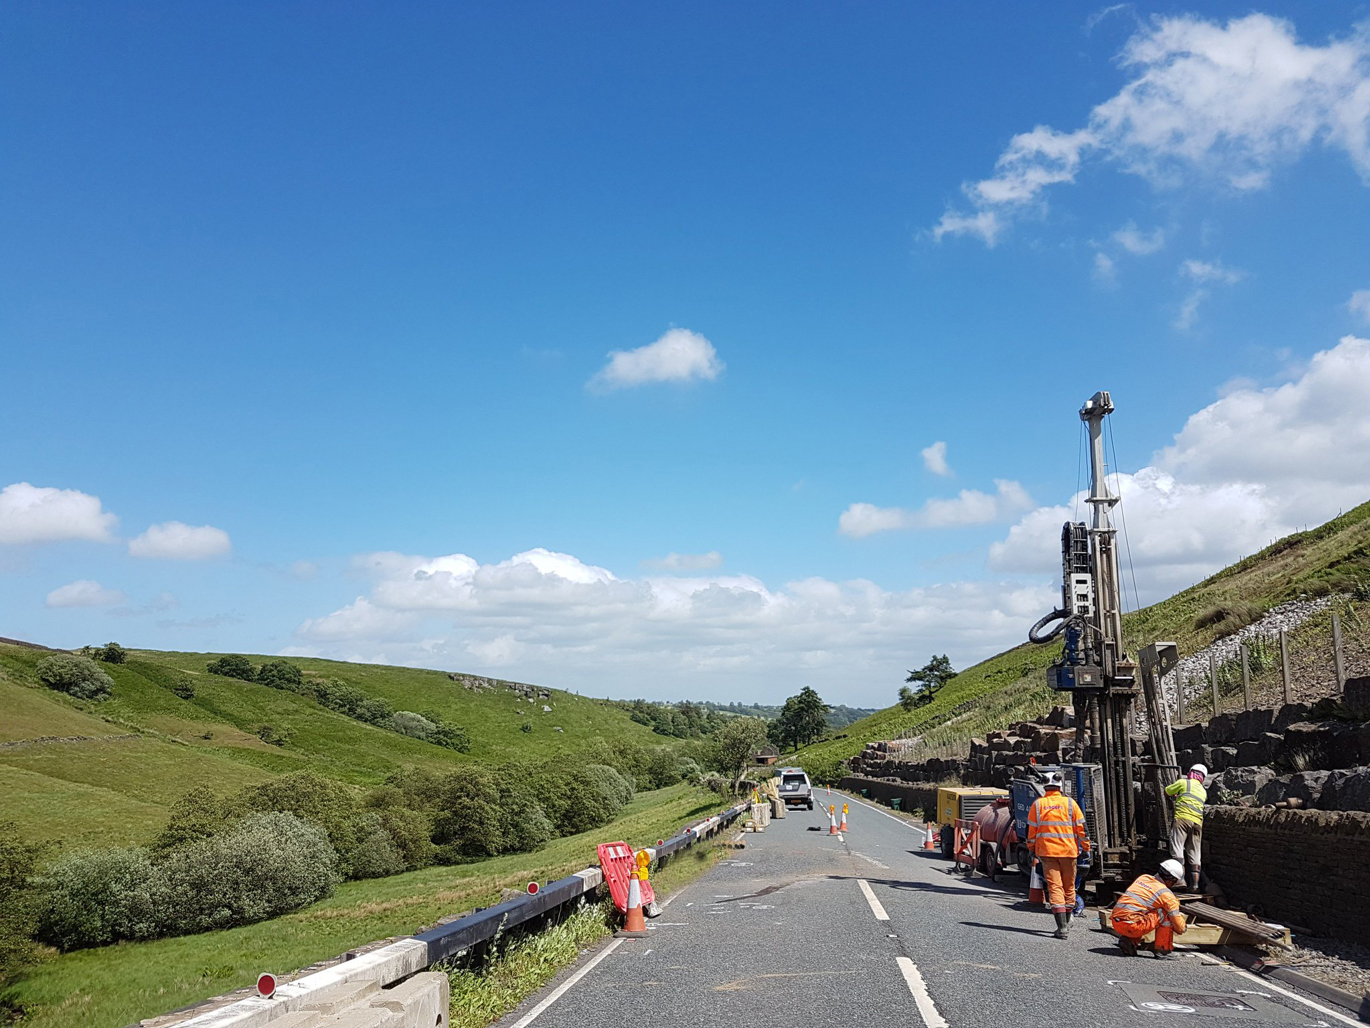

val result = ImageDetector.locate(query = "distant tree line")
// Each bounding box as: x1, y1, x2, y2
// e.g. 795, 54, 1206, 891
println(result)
616, 699, 727, 738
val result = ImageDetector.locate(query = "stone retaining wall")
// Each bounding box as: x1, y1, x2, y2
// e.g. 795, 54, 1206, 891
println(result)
839, 776, 939, 819
1204, 806, 1370, 944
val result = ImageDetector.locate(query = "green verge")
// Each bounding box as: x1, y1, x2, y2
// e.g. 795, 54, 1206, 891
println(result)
794, 498, 1370, 783
6, 784, 728, 1028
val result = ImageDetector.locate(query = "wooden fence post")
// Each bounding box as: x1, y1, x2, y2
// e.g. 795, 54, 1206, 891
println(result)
1279, 629, 1292, 704
1333, 612, 1346, 691
1210, 651, 1220, 716
1240, 643, 1251, 711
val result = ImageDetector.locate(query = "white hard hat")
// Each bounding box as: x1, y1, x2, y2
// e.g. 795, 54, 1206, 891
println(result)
1159, 859, 1185, 882
1190, 763, 1208, 779
1043, 770, 1063, 788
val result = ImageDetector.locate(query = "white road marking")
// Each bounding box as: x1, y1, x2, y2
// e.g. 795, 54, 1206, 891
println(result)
509, 938, 624, 1028
1229, 968, 1362, 1027
857, 878, 890, 921
896, 956, 949, 1028
852, 851, 890, 869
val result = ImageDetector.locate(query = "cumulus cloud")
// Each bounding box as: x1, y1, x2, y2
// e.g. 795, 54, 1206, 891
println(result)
839, 480, 1034, 538
921, 441, 953, 476
1093, 252, 1118, 283
589, 329, 724, 390
0, 483, 117, 545
293, 546, 1055, 702
45, 580, 126, 608
1113, 222, 1167, 255
129, 521, 232, 560
641, 551, 724, 571
1349, 289, 1370, 321
991, 334, 1370, 599
1181, 258, 1245, 284
934, 13, 1370, 242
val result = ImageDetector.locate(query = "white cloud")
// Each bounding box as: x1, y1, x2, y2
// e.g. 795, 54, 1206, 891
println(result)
934, 13, 1370, 242
589, 328, 724, 390
1113, 222, 1167, 254
991, 334, 1370, 598
129, 521, 232, 560
641, 551, 724, 571
1349, 289, 1370, 321
45, 579, 126, 608
1181, 258, 1245, 284
1093, 252, 1118, 283
921, 441, 953, 476
839, 480, 1035, 538
0, 483, 117, 545
294, 546, 1056, 703
1175, 289, 1207, 330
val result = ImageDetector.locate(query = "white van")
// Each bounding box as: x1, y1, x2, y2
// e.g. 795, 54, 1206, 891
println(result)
777, 767, 814, 809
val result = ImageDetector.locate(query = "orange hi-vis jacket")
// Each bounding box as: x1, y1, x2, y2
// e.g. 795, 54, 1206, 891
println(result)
1027, 789, 1090, 858
1111, 874, 1186, 932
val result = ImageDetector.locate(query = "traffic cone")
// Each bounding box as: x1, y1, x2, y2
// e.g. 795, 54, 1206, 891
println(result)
828, 805, 839, 835
1028, 861, 1045, 906
923, 822, 937, 851
839, 803, 849, 832
619, 871, 647, 936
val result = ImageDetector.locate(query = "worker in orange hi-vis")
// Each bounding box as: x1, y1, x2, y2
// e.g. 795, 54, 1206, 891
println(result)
1110, 859, 1188, 959
1026, 770, 1091, 939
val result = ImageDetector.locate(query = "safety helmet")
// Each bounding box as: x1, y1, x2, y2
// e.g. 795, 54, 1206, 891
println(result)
1189, 763, 1208, 781
1159, 859, 1185, 883
1043, 770, 1064, 788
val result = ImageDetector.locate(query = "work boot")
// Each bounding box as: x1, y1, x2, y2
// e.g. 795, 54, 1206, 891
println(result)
1053, 912, 1070, 939
1117, 936, 1138, 957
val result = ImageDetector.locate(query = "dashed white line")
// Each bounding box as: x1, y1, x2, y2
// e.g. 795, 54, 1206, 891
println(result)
509, 938, 623, 1028
896, 956, 949, 1028
857, 878, 890, 921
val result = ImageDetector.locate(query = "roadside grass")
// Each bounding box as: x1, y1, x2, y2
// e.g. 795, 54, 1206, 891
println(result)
795, 498, 1370, 781
6, 784, 728, 1028
446, 815, 736, 1028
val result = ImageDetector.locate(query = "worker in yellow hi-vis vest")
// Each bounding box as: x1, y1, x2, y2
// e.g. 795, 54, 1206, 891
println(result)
1164, 762, 1208, 892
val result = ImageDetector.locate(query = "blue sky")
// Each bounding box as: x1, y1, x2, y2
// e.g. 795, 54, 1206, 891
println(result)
4, 3, 1370, 705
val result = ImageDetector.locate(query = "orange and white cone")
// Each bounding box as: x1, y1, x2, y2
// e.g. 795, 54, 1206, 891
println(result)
620, 871, 647, 935
839, 803, 849, 832
923, 823, 937, 851
829, 805, 839, 835
1028, 860, 1045, 906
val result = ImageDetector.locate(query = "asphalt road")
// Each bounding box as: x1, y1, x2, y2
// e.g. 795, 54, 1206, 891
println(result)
494, 793, 1359, 1028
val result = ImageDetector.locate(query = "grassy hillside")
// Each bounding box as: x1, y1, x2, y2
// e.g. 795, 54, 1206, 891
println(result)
0, 644, 669, 849
796, 498, 1370, 782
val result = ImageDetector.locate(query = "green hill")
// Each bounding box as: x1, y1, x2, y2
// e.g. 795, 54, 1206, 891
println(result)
0, 644, 668, 850
795, 498, 1370, 782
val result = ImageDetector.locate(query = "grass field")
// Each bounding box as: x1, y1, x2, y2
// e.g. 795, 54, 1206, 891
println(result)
7, 783, 727, 1028
0, 643, 671, 850
795, 498, 1370, 782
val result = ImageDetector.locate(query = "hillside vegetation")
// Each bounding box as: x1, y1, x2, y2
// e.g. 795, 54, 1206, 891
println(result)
795, 498, 1370, 782
0, 645, 671, 850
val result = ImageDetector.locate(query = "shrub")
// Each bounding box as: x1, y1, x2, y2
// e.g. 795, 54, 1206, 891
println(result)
98, 642, 127, 664
519, 721, 533, 734
370, 806, 435, 870
256, 724, 293, 747
256, 660, 303, 691
0, 822, 39, 995
356, 697, 394, 725
172, 675, 196, 700
152, 787, 234, 852
345, 816, 406, 880
391, 711, 436, 740
149, 813, 337, 935
428, 719, 471, 752
34, 654, 113, 701
206, 654, 256, 681
237, 773, 382, 878
36, 847, 157, 950
538, 764, 631, 836
430, 768, 551, 861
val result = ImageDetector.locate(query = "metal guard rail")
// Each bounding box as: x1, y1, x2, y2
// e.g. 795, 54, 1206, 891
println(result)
418, 800, 749, 965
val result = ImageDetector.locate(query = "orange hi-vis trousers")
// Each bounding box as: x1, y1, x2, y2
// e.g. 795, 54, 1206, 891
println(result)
1111, 910, 1175, 954
1039, 855, 1078, 914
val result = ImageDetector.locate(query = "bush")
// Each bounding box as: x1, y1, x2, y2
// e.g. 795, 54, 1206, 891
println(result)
256, 660, 303, 691
152, 787, 233, 852
34, 654, 113, 701
519, 721, 533, 734
538, 764, 632, 836
98, 642, 127, 664
206, 654, 256, 681
149, 813, 337, 936
391, 710, 436, 740
238, 773, 380, 878
345, 816, 406, 880
172, 675, 196, 700
36, 848, 157, 950
0, 822, 39, 996
256, 724, 293, 747
429, 767, 552, 861
369, 806, 435, 871
428, 719, 471, 752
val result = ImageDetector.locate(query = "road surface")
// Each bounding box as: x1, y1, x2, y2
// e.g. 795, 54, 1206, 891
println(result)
495, 794, 1357, 1028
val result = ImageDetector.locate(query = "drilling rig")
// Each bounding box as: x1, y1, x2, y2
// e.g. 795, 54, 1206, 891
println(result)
1027, 391, 1181, 896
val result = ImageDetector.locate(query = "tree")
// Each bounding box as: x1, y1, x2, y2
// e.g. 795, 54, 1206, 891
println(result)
709, 716, 769, 793
206, 654, 256, 681
172, 675, 196, 700
35, 654, 114, 701
98, 642, 127, 664
256, 660, 303, 691
898, 684, 917, 711
904, 655, 957, 708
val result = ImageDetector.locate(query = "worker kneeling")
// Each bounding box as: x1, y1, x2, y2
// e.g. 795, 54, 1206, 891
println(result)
1110, 859, 1188, 958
